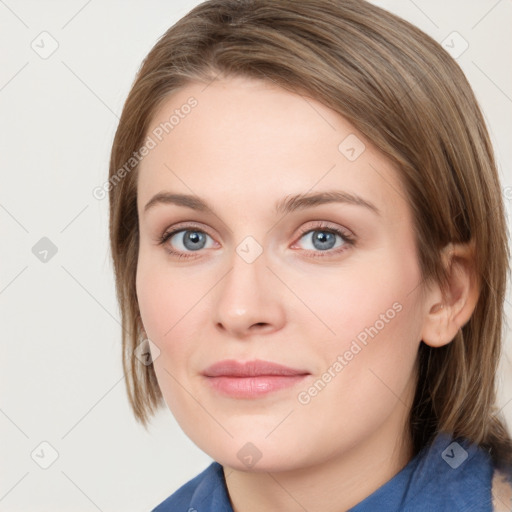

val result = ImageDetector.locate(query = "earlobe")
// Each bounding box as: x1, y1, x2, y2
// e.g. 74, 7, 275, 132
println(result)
421, 241, 480, 348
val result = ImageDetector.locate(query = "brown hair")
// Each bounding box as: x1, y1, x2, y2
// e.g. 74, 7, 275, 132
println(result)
108, 0, 512, 468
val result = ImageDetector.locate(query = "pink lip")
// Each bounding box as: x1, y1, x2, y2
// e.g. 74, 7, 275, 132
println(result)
202, 359, 310, 398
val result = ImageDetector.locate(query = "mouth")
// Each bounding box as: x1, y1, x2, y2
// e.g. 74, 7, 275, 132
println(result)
201, 359, 310, 399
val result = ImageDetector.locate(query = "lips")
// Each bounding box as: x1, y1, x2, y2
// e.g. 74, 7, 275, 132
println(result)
202, 359, 310, 398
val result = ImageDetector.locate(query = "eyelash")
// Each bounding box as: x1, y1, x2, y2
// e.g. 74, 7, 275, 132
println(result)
157, 222, 356, 260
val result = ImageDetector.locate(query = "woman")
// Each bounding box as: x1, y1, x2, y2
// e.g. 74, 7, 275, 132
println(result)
108, 0, 512, 509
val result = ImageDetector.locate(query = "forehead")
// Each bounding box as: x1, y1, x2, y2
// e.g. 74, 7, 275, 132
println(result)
137, 76, 409, 223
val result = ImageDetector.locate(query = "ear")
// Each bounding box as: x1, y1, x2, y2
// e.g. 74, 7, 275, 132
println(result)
420, 240, 480, 348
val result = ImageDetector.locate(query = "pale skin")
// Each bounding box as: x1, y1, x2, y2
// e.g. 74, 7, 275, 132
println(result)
135, 76, 479, 512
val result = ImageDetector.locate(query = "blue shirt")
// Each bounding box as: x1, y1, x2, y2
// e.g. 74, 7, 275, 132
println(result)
151, 432, 509, 511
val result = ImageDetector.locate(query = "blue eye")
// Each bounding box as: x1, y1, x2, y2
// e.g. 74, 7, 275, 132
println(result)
158, 222, 355, 260
160, 228, 214, 257
298, 229, 342, 251
293, 224, 355, 257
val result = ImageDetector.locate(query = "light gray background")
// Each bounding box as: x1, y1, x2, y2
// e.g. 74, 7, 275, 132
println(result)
1, 1, 511, 510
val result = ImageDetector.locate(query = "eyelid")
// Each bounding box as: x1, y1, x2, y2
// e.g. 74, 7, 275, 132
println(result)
157, 221, 352, 243
294, 220, 354, 240
290, 221, 356, 256
157, 220, 356, 258
156, 221, 215, 242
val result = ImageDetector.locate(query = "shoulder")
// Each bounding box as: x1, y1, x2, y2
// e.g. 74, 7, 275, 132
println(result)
151, 461, 230, 512
491, 464, 512, 511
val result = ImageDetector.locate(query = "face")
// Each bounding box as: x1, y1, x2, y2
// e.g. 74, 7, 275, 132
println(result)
136, 76, 427, 472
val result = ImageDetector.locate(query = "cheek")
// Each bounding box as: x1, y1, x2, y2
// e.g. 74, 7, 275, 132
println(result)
294, 293, 422, 451
292, 249, 421, 346
310, 256, 423, 412
136, 255, 190, 357
136, 270, 171, 341
136, 259, 198, 415
136, 254, 215, 383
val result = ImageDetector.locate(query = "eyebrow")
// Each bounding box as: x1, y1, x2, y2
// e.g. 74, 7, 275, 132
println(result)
143, 190, 381, 216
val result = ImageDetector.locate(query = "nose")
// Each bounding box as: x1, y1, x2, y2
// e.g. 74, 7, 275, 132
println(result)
213, 246, 286, 339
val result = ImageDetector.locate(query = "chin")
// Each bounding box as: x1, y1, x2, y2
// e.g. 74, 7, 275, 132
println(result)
192, 434, 316, 474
